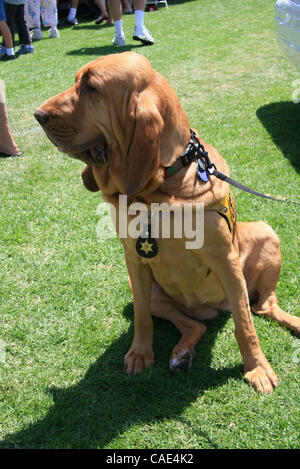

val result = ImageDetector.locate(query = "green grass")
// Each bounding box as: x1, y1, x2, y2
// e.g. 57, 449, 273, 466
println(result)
0, 0, 299, 449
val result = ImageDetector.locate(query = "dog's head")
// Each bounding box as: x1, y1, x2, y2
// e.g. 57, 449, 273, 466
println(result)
35, 52, 190, 197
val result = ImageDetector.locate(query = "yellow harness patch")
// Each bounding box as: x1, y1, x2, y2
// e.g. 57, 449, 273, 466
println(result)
206, 191, 237, 241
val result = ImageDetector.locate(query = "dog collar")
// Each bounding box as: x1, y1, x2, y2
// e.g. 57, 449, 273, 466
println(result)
164, 128, 215, 182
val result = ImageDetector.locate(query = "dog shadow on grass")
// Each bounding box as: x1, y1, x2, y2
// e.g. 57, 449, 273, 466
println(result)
0, 306, 242, 449
256, 101, 300, 173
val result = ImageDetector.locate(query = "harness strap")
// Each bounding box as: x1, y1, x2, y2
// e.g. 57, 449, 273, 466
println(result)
206, 191, 237, 241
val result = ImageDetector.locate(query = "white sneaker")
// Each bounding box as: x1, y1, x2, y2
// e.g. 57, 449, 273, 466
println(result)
31, 28, 43, 40
49, 27, 59, 38
133, 26, 154, 45
66, 17, 78, 25
112, 32, 126, 46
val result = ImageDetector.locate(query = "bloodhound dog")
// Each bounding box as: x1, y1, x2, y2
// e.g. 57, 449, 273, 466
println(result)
35, 52, 300, 393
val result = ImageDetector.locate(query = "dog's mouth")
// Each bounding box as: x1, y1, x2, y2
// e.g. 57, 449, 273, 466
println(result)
44, 130, 108, 166
86, 146, 107, 165
58, 143, 108, 166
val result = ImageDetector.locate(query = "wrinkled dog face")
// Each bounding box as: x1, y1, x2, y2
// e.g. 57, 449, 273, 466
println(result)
34, 58, 114, 166
35, 52, 189, 197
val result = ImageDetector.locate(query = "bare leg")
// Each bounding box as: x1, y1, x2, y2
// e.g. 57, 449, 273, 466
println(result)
110, 0, 146, 22
134, 0, 145, 10
94, 0, 109, 17
0, 95, 19, 156
109, 0, 122, 21
0, 20, 13, 49
123, 0, 133, 13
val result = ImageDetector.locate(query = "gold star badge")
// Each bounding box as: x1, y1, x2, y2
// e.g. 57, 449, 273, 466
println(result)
136, 228, 158, 259
140, 240, 153, 255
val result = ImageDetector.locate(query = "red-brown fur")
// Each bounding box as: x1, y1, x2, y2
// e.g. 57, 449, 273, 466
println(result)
35, 52, 300, 393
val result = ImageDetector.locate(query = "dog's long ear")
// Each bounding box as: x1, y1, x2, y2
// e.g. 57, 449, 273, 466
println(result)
81, 165, 99, 192
125, 94, 163, 197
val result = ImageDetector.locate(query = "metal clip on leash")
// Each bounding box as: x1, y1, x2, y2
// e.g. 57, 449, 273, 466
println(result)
191, 130, 216, 182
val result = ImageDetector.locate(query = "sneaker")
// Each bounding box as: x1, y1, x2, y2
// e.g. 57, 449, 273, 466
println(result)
112, 32, 126, 46
65, 17, 78, 26
133, 26, 154, 45
0, 53, 16, 61
49, 27, 59, 38
17, 45, 34, 55
31, 28, 43, 40
0, 46, 6, 57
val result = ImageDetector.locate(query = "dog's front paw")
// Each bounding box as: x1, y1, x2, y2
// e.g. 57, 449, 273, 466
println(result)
124, 348, 154, 376
244, 364, 279, 394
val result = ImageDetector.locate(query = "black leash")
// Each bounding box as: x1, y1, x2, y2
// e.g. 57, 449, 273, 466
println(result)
164, 129, 299, 206
211, 169, 295, 203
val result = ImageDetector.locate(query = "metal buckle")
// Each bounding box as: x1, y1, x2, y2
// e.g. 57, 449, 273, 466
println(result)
180, 153, 189, 166
180, 144, 194, 166
190, 128, 214, 170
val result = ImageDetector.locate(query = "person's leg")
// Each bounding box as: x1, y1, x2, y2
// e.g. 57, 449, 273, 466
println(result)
67, 0, 78, 24
110, 0, 122, 21
134, 0, 145, 14
0, 81, 20, 156
25, 0, 40, 30
133, 0, 154, 44
95, 0, 108, 17
94, 0, 110, 24
26, 0, 42, 39
0, 21, 15, 59
123, 0, 133, 13
3, 2, 16, 46
41, 0, 59, 37
0, 20, 14, 49
110, 0, 125, 45
0, 0, 14, 53
134, 0, 145, 28
15, 4, 34, 53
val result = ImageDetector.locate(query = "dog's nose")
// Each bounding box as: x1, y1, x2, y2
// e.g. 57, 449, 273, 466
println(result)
34, 109, 49, 125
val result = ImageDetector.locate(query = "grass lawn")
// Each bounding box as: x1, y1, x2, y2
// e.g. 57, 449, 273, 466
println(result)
0, 0, 299, 449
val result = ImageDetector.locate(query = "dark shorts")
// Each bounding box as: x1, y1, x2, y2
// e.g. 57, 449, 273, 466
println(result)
0, 0, 6, 21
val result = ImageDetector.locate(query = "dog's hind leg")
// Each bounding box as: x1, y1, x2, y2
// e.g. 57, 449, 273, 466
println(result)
238, 221, 300, 335
252, 267, 300, 335
150, 281, 206, 371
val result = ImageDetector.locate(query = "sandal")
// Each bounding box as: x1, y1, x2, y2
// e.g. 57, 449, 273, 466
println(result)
95, 15, 108, 25
0, 151, 22, 158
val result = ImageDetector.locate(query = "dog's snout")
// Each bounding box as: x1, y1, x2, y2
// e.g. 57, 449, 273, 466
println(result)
34, 109, 49, 125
